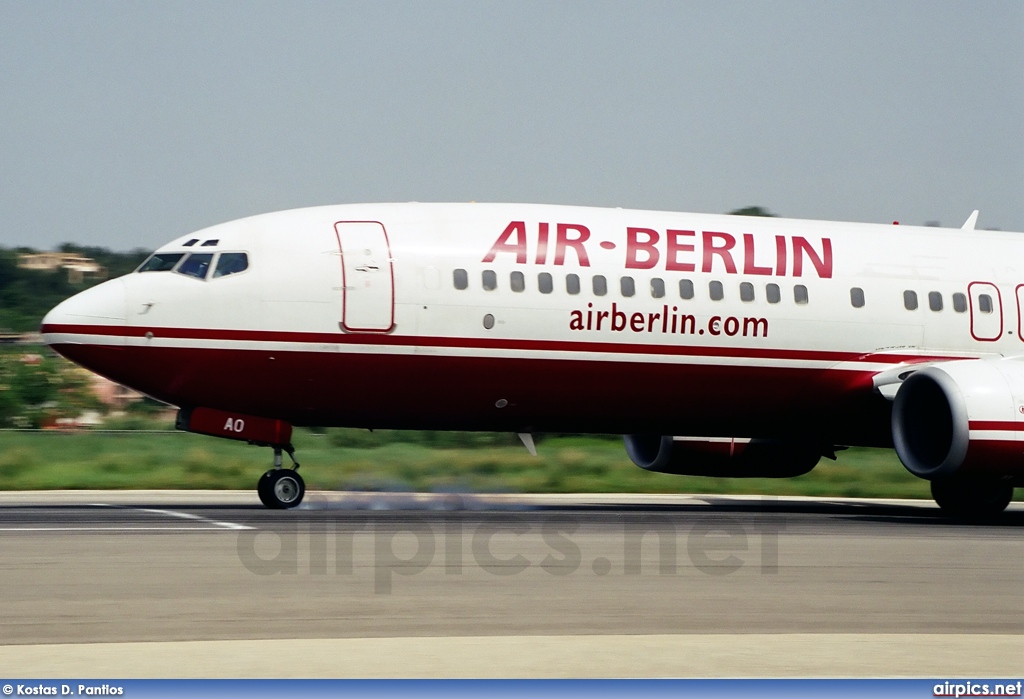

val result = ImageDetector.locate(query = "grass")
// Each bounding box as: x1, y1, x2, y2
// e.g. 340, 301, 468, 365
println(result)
0, 428, 999, 500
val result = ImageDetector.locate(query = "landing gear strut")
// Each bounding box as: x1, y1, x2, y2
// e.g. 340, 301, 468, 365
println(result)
930, 475, 1014, 521
257, 444, 305, 509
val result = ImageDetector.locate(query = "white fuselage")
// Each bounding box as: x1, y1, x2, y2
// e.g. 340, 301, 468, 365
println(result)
41, 203, 1020, 445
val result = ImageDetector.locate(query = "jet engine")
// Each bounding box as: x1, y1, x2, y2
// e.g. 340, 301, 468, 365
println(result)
624, 435, 821, 478
892, 359, 1024, 482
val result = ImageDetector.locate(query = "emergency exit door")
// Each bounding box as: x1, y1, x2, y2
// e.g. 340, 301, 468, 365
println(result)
968, 281, 1002, 341
334, 221, 395, 332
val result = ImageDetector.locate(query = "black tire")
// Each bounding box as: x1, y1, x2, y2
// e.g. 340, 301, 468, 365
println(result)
257, 470, 275, 507
931, 476, 1013, 521
262, 469, 306, 509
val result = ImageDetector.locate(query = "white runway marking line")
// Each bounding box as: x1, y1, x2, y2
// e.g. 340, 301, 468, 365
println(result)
0, 504, 254, 532
93, 504, 255, 531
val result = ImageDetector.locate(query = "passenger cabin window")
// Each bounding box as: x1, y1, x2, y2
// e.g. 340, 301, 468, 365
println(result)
593, 275, 608, 296
566, 274, 581, 295
213, 252, 248, 278
679, 279, 694, 300
709, 280, 724, 301
794, 285, 809, 305
138, 253, 185, 273
739, 282, 754, 302
453, 269, 468, 290
903, 290, 918, 310
928, 291, 943, 312
620, 276, 635, 297
850, 287, 865, 308
979, 294, 993, 314
952, 292, 967, 313
482, 270, 497, 291
651, 278, 665, 299
176, 253, 213, 280
766, 283, 781, 304
538, 272, 553, 294
510, 271, 525, 292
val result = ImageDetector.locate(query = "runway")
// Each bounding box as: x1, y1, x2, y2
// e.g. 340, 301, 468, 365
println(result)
0, 491, 1022, 677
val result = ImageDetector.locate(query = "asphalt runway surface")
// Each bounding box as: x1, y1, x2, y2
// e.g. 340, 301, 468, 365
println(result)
0, 491, 1022, 677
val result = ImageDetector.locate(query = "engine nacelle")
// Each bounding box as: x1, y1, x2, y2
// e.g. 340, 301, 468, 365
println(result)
892, 359, 1024, 480
624, 435, 821, 478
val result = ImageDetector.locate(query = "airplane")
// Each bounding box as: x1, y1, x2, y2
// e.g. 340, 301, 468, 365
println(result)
40, 203, 1024, 517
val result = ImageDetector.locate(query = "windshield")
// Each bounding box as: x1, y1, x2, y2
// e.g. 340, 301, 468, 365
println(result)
176, 253, 214, 280
137, 253, 185, 273
212, 252, 248, 278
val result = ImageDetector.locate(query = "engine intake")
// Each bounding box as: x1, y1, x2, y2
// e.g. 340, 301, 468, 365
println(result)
624, 435, 820, 478
892, 360, 1024, 480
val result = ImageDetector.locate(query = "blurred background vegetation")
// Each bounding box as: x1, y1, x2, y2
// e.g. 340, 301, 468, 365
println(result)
0, 245, 149, 333
0, 428, 938, 499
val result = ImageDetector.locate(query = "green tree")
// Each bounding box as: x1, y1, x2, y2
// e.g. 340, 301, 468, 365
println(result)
0, 385, 17, 426
12, 360, 55, 406
0, 245, 152, 332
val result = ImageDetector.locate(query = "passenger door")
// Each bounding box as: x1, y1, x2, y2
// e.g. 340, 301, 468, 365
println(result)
335, 221, 395, 332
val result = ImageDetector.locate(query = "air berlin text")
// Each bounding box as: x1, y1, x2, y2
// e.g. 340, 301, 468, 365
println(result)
484, 221, 833, 279
570, 303, 769, 338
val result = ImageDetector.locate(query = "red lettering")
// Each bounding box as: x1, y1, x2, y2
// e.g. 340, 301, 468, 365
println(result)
666, 229, 696, 272
775, 235, 787, 276
536, 222, 549, 265
630, 312, 645, 332
483, 221, 527, 263
742, 234, 772, 276
792, 237, 833, 278
701, 232, 737, 274
743, 317, 768, 337
611, 303, 626, 331
554, 224, 591, 266
625, 227, 659, 269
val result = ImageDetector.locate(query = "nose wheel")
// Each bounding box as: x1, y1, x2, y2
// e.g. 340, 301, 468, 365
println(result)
257, 445, 305, 509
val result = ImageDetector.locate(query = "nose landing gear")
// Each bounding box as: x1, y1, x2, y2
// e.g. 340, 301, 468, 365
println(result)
175, 407, 306, 510
257, 444, 305, 509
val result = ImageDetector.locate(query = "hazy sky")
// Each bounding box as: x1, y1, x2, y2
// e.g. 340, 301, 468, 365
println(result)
1, 1, 1021, 250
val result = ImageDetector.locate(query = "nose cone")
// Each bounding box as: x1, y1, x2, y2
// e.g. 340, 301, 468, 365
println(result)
42, 278, 127, 333
42, 278, 131, 381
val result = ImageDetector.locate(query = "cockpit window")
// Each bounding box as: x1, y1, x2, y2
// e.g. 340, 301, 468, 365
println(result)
213, 252, 249, 278
137, 253, 185, 273
176, 253, 214, 280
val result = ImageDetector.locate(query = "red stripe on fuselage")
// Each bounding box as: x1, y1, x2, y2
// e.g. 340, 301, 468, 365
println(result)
47, 340, 895, 446
40, 323, 951, 365
969, 421, 1024, 432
